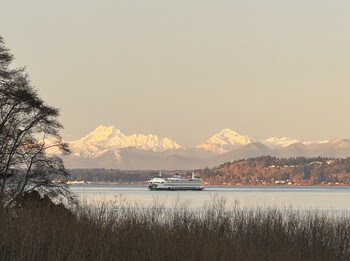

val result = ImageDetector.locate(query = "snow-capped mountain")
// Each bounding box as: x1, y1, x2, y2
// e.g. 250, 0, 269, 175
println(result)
197, 130, 306, 153
197, 129, 253, 154
61, 126, 350, 170
263, 137, 301, 149
69, 125, 181, 157
262, 137, 332, 149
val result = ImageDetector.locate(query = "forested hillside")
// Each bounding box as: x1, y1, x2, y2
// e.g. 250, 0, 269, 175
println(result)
197, 156, 350, 185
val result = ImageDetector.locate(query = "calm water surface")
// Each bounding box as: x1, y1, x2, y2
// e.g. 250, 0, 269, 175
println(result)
70, 184, 350, 211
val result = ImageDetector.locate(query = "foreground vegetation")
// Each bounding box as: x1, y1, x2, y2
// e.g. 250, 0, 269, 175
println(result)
0, 196, 350, 261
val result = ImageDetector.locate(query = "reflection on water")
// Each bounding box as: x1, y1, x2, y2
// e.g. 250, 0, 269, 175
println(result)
70, 184, 350, 211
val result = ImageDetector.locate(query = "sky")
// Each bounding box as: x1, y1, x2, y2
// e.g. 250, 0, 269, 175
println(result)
1, 0, 350, 146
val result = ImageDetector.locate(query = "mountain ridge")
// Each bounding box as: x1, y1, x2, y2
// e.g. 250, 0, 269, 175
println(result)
69, 125, 181, 154
62, 125, 350, 170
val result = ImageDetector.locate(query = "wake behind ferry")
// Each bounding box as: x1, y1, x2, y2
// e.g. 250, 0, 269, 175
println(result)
148, 171, 205, 191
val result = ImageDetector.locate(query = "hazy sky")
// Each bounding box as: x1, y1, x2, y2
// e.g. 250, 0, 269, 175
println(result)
1, 0, 350, 146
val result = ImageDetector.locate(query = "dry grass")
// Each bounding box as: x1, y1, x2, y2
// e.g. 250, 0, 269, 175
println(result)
0, 196, 349, 261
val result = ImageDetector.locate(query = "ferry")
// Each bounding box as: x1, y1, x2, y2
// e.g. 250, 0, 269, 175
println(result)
148, 171, 205, 191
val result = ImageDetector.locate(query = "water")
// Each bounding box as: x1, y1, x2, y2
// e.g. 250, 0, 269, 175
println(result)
70, 184, 350, 211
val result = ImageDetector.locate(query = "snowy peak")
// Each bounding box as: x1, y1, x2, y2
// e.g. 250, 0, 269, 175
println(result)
213, 129, 252, 145
326, 138, 350, 148
121, 133, 181, 151
69, 125, 181, 155
80, 125, 125, 143
263, 137, 337, 149
263, 137, 301, 149
197, 128, 253, 154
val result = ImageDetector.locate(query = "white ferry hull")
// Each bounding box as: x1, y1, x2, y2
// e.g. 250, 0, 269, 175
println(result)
148, 184, 205, 191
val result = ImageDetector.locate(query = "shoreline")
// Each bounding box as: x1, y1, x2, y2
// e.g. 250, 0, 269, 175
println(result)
67, 181, 350, 187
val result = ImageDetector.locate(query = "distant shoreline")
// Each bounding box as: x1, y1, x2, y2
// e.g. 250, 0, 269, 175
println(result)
67, 181, 350, 187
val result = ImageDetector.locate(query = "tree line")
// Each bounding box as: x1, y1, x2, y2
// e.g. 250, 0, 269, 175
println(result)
69, 169, 158, 183
197, 155, 350, 185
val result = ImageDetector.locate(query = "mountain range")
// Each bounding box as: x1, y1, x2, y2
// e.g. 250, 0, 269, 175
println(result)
61, 125, 350, 170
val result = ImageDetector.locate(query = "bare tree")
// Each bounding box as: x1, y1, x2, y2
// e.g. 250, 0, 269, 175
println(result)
0, 36, 73, 207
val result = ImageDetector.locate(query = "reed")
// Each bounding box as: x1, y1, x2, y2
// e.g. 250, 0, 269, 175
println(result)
0, 197, 349, 261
